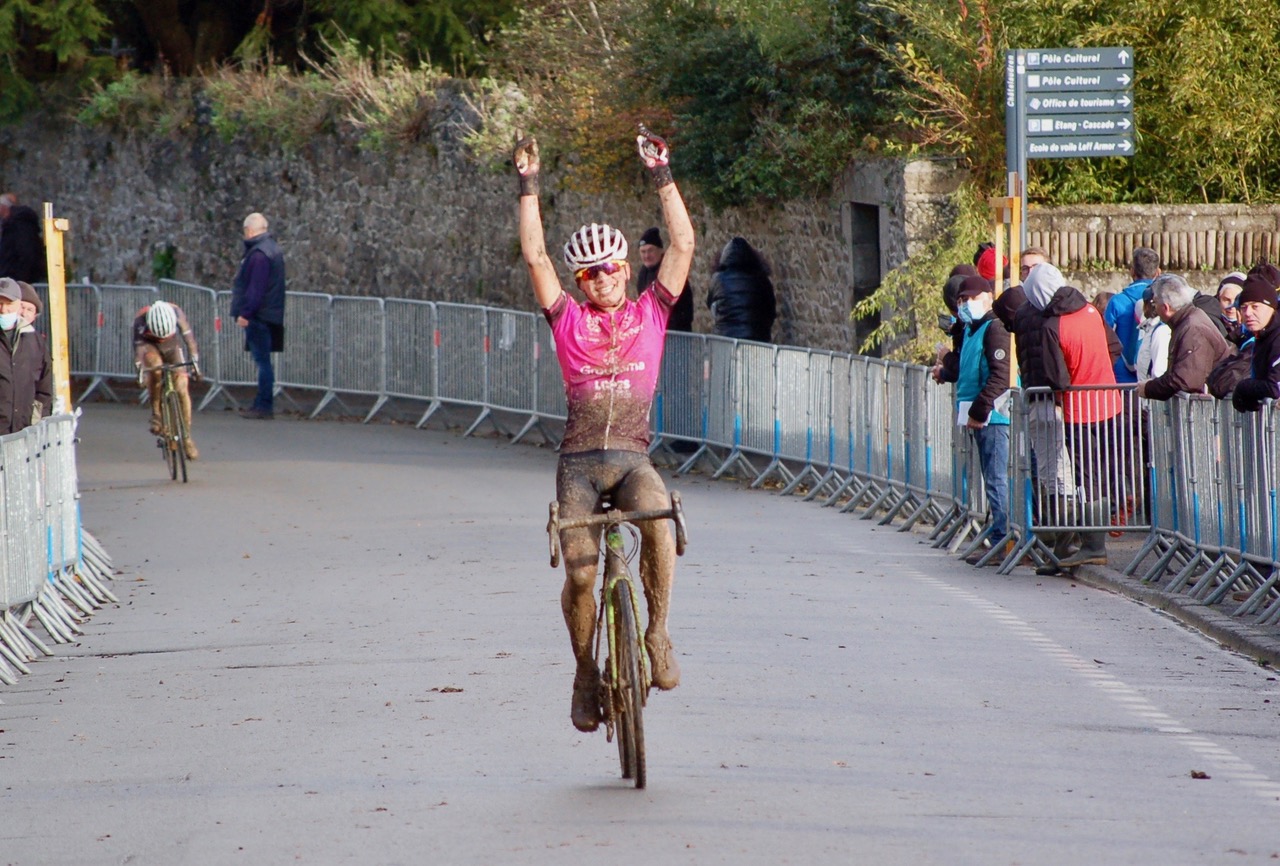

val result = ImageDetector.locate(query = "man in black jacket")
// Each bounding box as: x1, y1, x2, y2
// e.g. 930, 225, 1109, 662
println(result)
231, 212, 287, 419
635, 227, 692, 332
706, 237, 774, 342
1231, 275, 1280, 413
0, 194, 47, 284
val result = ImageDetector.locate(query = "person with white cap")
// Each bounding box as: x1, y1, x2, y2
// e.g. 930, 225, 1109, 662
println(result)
0, 276, 51, 434
514, 125, 694, 732
1216, 271, 1248, 343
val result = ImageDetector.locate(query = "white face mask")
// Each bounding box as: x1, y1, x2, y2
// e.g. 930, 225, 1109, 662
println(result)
961, 299, 987, 322
0, 312, 20, 331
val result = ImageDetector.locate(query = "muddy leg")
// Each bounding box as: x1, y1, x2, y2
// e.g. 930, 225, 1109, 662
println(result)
175, 373, 198, 459
617, 462, 680, 690
139, 346, 163, 434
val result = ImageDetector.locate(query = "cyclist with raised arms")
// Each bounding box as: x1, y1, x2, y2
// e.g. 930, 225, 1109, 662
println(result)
515, 126, 695, 732
133, 300, 201, 461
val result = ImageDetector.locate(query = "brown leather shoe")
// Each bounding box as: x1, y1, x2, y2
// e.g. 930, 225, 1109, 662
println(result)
183, 438, 199, 461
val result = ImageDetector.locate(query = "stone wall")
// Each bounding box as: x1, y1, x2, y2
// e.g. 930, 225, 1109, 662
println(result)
25, 99, 1262, 350
1029, 203, 1280, 297
1, 108, 961, 354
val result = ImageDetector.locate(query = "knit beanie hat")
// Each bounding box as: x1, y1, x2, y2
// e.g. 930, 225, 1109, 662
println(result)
976, 247, 1008, 281
638, 227, 663, 248
1238, 274, 1278, 309
1247, 261, 1280, 290
1217, 271, 1247, 294
18, 281, 40, 314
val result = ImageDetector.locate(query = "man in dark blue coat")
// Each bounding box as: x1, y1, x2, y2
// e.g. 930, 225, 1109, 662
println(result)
231, 212, 286, 419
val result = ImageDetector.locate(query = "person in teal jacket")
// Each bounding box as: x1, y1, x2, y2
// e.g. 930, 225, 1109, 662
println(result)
948, 275, 1012, 564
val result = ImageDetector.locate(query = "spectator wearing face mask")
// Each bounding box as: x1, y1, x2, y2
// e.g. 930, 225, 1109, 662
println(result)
931, 263, 979, 384
1216, 272, 1247, 344
950, 274, 1012, 565
0, 277, 52, 433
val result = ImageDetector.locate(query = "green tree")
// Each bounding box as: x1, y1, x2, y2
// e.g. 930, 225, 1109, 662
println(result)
628, 0, 896, 210
1015, 0, 1280, 203
0, 0, 111, 120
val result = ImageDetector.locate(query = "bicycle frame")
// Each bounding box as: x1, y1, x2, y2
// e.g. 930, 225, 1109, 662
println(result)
140, 359, 196, 482
597, 522, 651, 720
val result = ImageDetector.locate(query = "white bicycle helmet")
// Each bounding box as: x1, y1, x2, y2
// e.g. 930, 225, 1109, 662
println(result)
563, 223, 628, 270
146, 300, 178, 338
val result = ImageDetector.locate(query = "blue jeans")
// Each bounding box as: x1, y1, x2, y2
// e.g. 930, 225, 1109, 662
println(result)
973, 424, 1010, 541
245, 319, 274, 412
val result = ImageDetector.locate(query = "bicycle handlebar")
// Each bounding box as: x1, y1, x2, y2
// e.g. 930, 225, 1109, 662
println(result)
138, 359, 199, 385
547, 491, 687, 568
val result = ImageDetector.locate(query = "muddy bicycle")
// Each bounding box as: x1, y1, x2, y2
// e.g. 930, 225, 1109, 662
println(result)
547, 491, 687, 789
141, 360, 197, 483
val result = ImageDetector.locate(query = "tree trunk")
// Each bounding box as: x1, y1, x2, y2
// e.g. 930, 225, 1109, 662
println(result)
132, 0, 195, 74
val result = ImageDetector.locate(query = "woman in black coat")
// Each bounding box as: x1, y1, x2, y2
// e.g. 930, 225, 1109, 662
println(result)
706, 237, 775, 341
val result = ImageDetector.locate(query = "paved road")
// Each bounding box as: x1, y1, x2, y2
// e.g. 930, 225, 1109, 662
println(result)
3, 404, 1280, 865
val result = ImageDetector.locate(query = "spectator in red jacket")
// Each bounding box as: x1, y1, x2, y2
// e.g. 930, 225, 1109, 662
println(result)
1024, 264, 1123, 569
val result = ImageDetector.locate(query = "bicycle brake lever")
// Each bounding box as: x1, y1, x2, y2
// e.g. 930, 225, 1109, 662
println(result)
670, 491, 687, 556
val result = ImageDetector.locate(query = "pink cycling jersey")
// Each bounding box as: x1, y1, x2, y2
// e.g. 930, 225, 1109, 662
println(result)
545, 281, 677, 453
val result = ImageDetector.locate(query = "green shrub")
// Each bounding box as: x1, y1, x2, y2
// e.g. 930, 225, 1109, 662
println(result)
853, 182, 990, 363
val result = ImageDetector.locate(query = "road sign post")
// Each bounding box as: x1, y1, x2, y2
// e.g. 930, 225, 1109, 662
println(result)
1006, 47, 1135, 256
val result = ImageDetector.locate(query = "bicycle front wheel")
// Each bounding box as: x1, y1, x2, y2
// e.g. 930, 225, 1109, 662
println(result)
160, 392, 179, 480
164, 391, 188, 483
611, 580, 646, 789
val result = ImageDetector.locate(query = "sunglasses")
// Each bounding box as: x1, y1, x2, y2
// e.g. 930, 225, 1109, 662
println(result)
574, 260, 626, 282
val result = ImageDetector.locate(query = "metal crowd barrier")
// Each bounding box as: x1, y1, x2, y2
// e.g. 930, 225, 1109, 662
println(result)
1126, 396, 1280, 623
0, 415, 117, 687
46, 282, 1280, 626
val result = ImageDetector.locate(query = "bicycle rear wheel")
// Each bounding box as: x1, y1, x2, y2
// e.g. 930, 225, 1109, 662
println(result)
164, 391, 188, 483
611, 580, 646, 789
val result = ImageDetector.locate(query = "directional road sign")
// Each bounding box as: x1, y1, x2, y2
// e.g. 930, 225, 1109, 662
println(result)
1025, 69, 1133, 92
1024, 47, 1133, 70
1025, 114, 1133, 136
1013, 46, 1135, 158
1005, 46, 1136, 244
1027, 92, 1133, 114
1027, 137, 1133, 159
